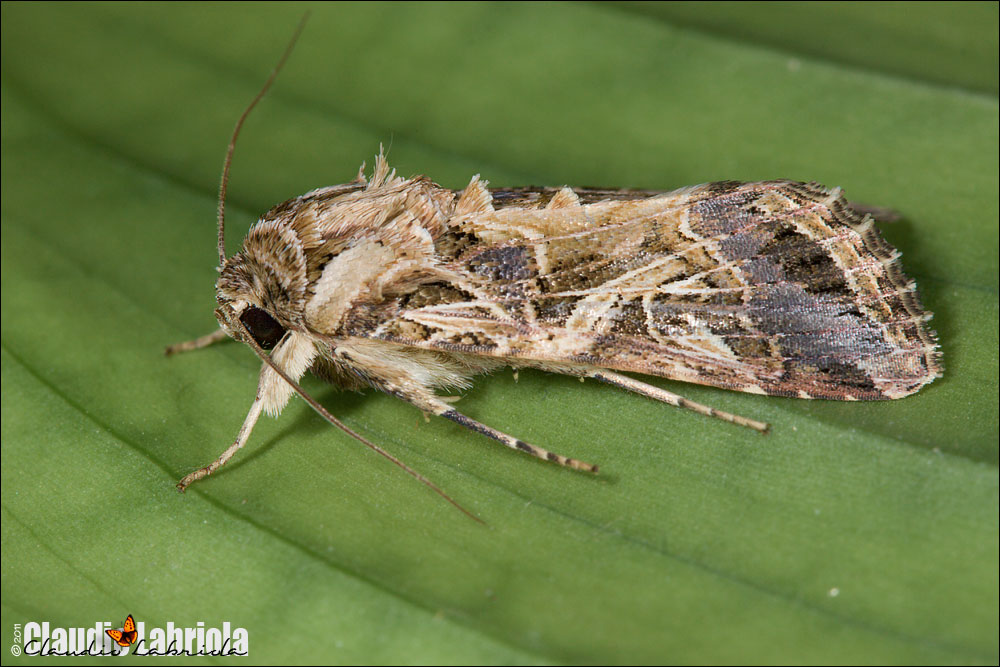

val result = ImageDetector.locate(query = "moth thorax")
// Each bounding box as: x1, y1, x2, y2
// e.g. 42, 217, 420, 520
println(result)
303, 237, 398, 332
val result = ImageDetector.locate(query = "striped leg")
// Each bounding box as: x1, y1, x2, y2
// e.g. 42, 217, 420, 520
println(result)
442, 409, 598, 472
407, 392, 598, 473
589, 370, 770, 433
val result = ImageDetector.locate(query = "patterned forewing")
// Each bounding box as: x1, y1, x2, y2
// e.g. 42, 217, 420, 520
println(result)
353, 182, 939, 400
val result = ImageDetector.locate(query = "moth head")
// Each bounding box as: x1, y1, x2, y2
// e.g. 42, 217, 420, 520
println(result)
215, 219, 309, 351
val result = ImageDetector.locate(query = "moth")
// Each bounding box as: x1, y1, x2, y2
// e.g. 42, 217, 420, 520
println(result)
169, 24, 940, 518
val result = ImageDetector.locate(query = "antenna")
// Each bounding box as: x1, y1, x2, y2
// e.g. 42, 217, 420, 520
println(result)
217, 13, 310, 265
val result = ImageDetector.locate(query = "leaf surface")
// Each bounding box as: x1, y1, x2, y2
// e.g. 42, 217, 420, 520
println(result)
2, 3, 996, 664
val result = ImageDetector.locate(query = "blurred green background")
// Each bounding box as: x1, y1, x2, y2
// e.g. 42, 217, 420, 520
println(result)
2, 2, 997, 664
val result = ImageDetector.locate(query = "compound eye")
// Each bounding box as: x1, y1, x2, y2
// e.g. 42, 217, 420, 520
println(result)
239, 306, 286, 350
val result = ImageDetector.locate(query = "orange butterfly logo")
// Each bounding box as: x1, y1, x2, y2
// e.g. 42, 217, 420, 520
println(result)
106, 615, 137, 647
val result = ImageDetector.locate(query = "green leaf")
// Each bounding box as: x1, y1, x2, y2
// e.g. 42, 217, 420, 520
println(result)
2, 3, 996, 664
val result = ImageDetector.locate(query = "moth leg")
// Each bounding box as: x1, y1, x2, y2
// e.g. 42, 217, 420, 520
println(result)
404, 391, 598, 473
165, 328, 229, 356
176, 395, 264, 491
333, 340, 597, 471
589, 370, 770, 433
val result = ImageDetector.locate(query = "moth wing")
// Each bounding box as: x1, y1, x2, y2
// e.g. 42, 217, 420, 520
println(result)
358, 182, 939, 400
